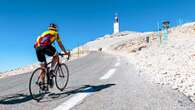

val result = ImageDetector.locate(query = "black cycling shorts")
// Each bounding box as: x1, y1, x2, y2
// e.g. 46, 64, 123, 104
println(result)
35, 45, 56, 62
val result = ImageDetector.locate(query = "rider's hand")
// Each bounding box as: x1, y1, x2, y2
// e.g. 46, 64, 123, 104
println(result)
66, 51, 70, 56
61, 51, 70, 55
63, 51, 70, 60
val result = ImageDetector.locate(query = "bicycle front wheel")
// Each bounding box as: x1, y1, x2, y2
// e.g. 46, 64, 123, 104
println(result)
29, 68, 46, 101
55, 63, 69, 91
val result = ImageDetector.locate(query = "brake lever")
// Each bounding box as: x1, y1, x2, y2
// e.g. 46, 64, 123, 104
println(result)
67, 52, 71, 61
59, 52, 70, 61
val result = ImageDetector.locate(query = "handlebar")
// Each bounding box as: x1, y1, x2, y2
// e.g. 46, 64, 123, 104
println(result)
58, 52, 71, 61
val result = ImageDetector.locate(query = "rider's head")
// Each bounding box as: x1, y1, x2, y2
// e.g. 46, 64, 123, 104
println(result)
48, 23, 58, 31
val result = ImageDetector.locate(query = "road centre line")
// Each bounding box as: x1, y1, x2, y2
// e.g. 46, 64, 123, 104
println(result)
100, 68, 116, 80
54, 60, 118, 110
53, 87, 92, 110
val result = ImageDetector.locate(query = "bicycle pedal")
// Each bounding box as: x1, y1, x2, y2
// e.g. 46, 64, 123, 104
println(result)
39, 82, 48, 91
38, 82, 43, 86
41, 86, 49, 91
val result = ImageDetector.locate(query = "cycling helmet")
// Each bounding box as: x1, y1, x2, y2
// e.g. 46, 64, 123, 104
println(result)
48, 23, 58, 31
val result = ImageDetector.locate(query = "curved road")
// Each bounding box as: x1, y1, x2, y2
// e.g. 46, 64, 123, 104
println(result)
0, 52, 195, 110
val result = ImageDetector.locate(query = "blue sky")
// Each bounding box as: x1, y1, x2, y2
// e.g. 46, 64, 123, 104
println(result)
0, 0, 195, 72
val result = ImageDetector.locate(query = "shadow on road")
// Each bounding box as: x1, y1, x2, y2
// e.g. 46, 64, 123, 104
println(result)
0, 93, 32, 105
40, 83, 116, 103
0, 83, 115, 104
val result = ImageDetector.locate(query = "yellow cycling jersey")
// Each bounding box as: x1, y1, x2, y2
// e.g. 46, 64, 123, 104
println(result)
34, 30, 61, 48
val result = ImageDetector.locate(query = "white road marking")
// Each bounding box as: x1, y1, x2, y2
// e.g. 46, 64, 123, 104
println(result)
115, 62, 120, 67
100, 68, 116, 80
53, 87, 92, 110
54, 58, 119, 110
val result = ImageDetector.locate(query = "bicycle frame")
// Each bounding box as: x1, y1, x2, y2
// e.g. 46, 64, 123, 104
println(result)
43, 52, 70, 89
29, 51, 70, 101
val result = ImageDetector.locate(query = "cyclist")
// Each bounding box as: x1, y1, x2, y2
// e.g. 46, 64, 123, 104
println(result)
34, 23, 69, 89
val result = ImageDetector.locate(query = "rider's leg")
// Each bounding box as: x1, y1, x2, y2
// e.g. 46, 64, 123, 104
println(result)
39, 62, 48, 91
44, 45, 57, 88
45, 45, 58, 70
51, 53, 59, 70
35, 47, 47, 84
40, 62, 46, 84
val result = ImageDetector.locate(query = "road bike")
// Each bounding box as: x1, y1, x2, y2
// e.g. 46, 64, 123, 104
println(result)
29, 52, 70, 102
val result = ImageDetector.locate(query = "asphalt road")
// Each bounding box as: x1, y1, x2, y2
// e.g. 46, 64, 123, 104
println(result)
0, 52, 195, 110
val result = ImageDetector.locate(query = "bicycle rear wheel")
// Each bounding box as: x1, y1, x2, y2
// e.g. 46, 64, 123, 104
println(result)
55, 63, 69, 91
29, 68, 47, 101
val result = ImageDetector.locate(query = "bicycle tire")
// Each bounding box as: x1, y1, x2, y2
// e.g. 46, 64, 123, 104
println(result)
29, 68, 46, 101
55, 63, 69, 91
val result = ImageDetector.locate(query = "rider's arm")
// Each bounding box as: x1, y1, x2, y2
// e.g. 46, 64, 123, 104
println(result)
56, 34, 68, 54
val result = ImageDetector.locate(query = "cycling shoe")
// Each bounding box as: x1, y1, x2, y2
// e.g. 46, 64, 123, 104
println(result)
38, 82, 48, 91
